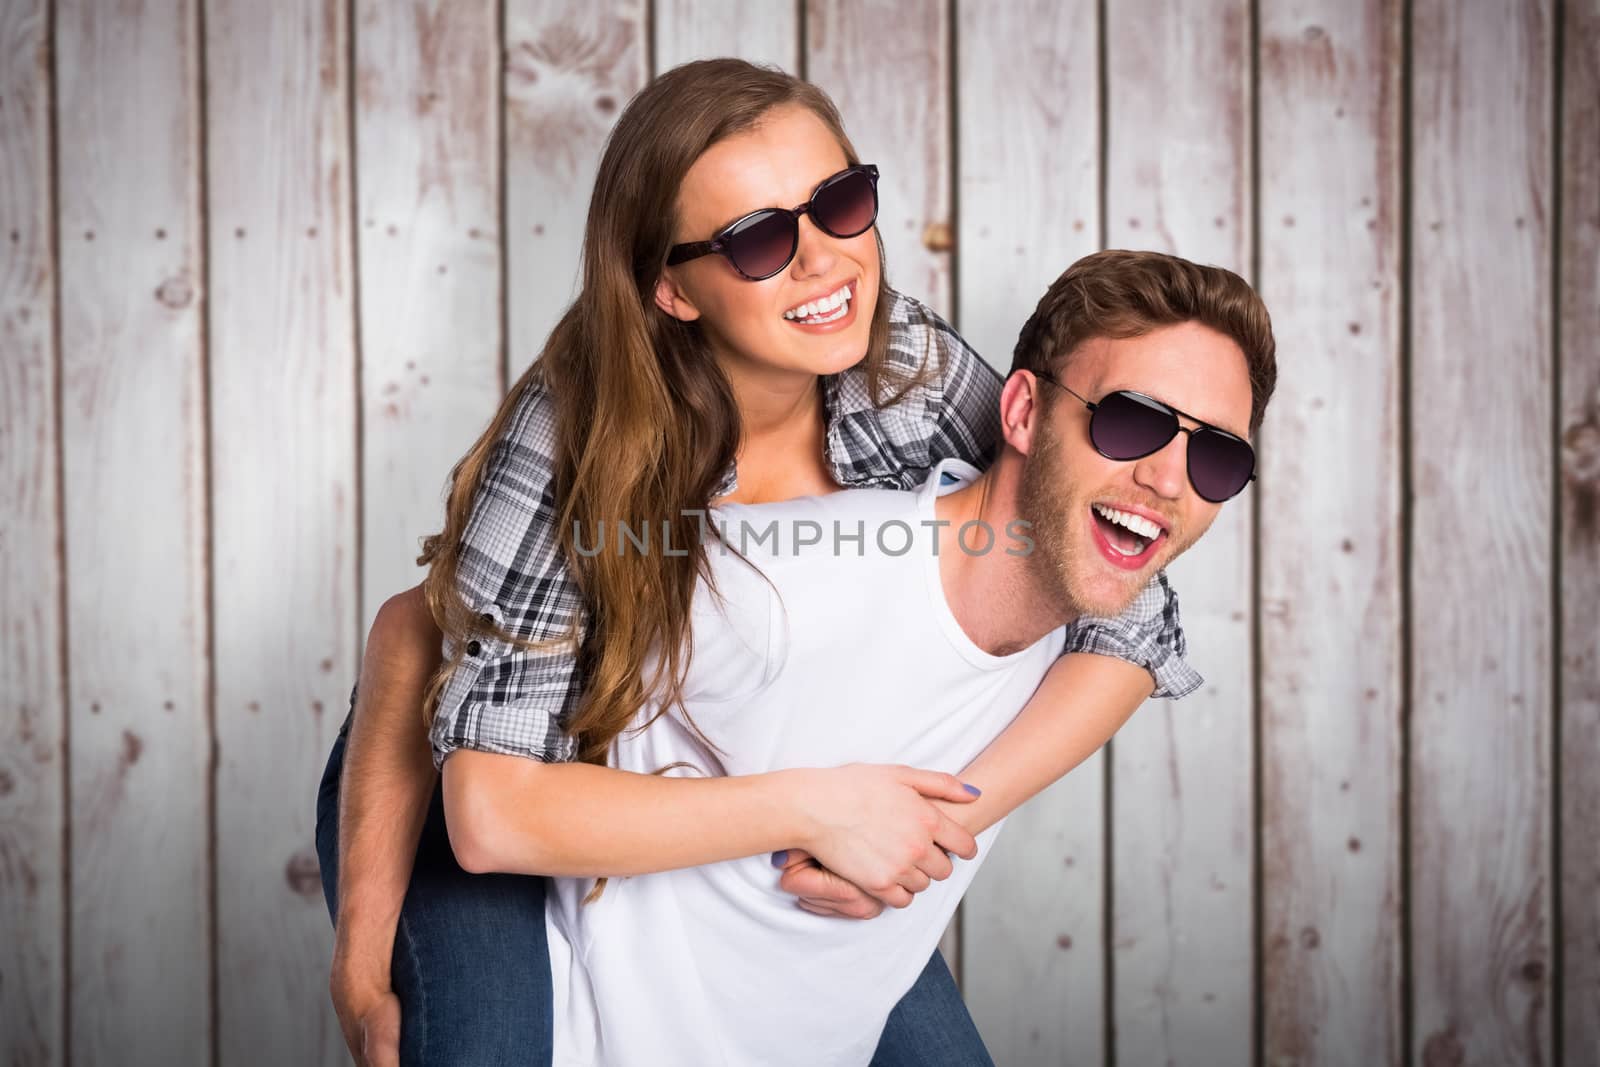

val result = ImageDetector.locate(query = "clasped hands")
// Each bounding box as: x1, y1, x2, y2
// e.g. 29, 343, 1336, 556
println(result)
773, 763, 983, 920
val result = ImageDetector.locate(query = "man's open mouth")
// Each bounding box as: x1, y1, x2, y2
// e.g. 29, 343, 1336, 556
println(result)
1090, 503, 1167, 569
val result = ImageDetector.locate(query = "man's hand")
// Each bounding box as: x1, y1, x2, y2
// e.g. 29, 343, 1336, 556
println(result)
330, 972, 401, 1067
775, 845, 955, 920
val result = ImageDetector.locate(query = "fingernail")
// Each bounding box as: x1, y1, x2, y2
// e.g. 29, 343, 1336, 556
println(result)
771, 850, 788, 867
963, 783, 982, 797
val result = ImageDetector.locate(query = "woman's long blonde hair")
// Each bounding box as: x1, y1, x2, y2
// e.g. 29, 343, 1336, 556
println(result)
419, 59, 917, 764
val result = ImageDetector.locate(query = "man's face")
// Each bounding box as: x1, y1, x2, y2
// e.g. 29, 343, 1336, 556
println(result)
1017, 322, 1254, 619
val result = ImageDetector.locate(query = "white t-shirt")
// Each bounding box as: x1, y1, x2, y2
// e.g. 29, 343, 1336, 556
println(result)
546, 460, 1064, 1065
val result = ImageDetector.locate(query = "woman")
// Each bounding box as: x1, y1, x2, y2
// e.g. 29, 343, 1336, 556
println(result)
317, 59, 1197, 1065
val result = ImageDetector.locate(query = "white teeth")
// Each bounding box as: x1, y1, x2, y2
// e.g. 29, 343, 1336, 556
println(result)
783, 282, 853, 321
798, 301, 848, 324
1093, 503, 1163, 542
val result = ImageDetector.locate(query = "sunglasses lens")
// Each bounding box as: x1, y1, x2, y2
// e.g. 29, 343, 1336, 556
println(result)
724, 210, 798, 278
1189, 431, 1256, 502
811, 168, 878, 239
1091, 390, 1178, 460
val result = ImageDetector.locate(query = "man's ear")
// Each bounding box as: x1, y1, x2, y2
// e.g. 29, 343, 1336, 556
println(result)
654, 269, 702, 323
998, 370, 1042, 456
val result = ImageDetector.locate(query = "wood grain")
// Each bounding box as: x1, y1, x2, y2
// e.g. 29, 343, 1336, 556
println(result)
356, 0, 504, 638
1559, 0, 1600, 1060
0, 2, 64, 1063
653, 0, 798, 73
504, 0, 647, 374
1410, 0, 1555, 1063
806, 0, 952, 315
1103, 1, 1255, 1063
205, 1, 356, 1063
55, 0, 210, 1061
1257, 2, 1405, 1064
953, 0, 1105, 1058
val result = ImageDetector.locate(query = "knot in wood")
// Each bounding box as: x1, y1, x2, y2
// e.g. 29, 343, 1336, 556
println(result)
155, 274, 194, 310
1562, 419, 1600, 485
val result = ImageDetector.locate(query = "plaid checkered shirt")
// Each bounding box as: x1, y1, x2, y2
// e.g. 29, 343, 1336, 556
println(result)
430, 289, 1203, 767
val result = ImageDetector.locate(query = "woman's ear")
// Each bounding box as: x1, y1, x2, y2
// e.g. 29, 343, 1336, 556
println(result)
654, 269, 702, 322
999, 370, 1042, 456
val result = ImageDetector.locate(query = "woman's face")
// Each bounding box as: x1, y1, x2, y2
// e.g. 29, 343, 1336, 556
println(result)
656, 104, 882, 390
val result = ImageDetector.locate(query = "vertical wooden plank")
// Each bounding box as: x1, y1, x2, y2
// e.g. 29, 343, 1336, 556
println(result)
1257, 3, 1405, 1065
55, 0, 210, 1062
807, 0, 957, 975
653, 0, 798, 73
1560, 1, 1600, 1060
357, 0, 504, 637
504, 0, 647, 375
954, 1, 1105, 1059
1411, 1, 1554, 1063
0, 2, 64, 1063
1103, 2, 1254, 1063
206, 1, 354, 1063
807, 0, 952, 316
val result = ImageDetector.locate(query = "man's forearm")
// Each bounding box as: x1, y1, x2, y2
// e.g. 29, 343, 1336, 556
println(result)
937, 651, 1154, 834
332, 588, 442, 987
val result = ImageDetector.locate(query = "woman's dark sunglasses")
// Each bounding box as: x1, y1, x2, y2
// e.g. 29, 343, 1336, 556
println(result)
666, 164, 880, 281
1037, 374, 1257, 503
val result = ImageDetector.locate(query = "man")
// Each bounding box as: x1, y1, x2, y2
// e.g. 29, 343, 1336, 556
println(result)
520, 249, 1276, 1064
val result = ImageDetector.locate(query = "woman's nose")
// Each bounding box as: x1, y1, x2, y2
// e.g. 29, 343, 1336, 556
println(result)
789, 216, 838, 279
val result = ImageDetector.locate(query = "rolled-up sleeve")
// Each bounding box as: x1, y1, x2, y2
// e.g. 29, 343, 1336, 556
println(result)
428, 381, 584, 768
1061, 570, 1203, 699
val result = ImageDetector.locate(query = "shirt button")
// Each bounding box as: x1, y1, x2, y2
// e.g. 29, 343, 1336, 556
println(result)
480, 612, 494, 625
466, 640, 482, 657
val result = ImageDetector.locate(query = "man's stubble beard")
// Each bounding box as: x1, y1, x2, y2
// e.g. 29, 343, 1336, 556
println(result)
1017, 411, 1171, 622
1017, 414, 1100, 621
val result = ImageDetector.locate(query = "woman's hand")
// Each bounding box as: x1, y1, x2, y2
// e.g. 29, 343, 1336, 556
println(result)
785, 764, 978, 910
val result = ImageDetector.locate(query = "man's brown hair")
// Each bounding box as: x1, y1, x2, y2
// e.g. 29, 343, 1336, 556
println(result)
1009, 249, 1277, 432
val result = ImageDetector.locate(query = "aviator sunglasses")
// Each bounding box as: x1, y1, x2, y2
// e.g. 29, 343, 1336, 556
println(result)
1036, 374, 1257, 503
666, 164, 880, 280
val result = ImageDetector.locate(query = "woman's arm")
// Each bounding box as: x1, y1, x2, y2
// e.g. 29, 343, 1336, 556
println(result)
442, 750, 982, 907
328, 587, 440, 1049
935, 651, 1153, 832
779, 651, 1153, 916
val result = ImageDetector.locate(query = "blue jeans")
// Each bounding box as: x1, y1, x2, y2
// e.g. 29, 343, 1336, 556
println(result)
316, 717, 994, 1065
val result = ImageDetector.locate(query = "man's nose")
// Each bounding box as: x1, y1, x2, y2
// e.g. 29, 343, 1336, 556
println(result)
1132, 434, 1188, 500
790, 216, 837, 279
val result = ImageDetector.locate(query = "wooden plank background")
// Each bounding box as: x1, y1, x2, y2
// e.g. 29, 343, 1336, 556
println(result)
53, 1, 212, 1063
0, 2, 64, 1062
1257, 3, 1404, 1066
1, 1, 1591, 1065
357, 0, 505, 644
205, 1, 355, 1063
1561, 3, 1600, 1062
1411, 1, 1555, 1064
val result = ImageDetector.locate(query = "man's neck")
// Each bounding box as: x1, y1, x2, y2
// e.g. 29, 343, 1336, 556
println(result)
933, 464, 1079, 655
